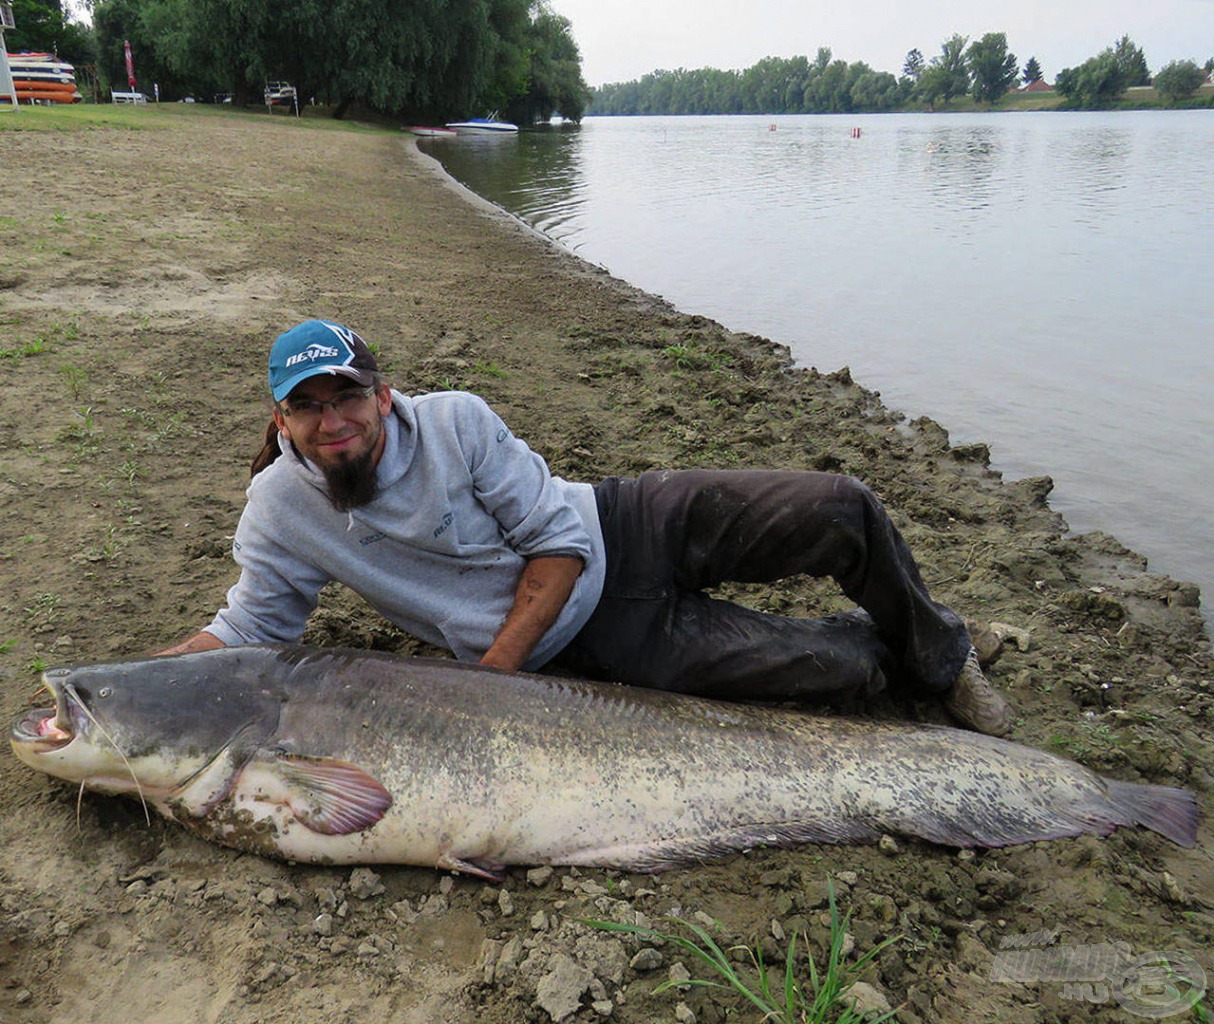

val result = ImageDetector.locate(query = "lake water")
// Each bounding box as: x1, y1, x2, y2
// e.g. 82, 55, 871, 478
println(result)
422, 112, 1214, 613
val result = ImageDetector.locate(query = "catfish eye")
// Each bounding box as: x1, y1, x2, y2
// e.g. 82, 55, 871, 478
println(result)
99, 687, 112, 698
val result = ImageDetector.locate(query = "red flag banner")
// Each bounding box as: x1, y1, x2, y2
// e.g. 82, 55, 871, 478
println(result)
124, 39, 136, 90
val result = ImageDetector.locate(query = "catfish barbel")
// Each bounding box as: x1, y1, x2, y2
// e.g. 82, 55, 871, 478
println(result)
9, 645, 1197, 876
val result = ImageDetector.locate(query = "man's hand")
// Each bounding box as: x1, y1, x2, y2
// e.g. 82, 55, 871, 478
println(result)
479, 556, 583, 673
152, 631, 226, 657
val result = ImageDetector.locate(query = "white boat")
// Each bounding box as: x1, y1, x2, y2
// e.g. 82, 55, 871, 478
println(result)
406, 126, 458, 137
445, 117, 519, 134
263, 81, 296, 106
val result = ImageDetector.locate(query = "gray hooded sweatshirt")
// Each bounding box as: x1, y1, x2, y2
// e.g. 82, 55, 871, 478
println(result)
206, 390, 605, 670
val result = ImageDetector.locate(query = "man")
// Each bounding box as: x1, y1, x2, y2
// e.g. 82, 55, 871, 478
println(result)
163, 319, 1011, 736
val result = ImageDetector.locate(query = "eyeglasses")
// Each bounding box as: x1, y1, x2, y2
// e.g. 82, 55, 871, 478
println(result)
280, 386, 376, 423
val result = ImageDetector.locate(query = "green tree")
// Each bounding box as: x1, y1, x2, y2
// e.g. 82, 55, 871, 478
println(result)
92, 0, 582, 117
902, 48, 924, 81
1055, 51, 1128, 108
503, 5, 589, 123
924, 34, 969, 104
1022, 56, 1043, 85
7, 0, 63, 51
966, 32, 1017, 104
6, 0, 94, 63
1111, 34, 1150, 86
92, 0, 193, 95
1153, 60, 1207, 105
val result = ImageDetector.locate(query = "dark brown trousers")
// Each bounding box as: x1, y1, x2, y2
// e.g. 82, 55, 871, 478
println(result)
553, 470, 970, 703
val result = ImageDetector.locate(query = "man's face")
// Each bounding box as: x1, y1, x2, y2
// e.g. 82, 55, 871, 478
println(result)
273, 375, 391, 471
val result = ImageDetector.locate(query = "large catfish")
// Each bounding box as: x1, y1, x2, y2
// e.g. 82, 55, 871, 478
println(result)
10, 645, 1197, 876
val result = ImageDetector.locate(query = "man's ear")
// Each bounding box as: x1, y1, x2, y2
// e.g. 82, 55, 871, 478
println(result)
273, 405, 291, 440
375, 386, 392, 417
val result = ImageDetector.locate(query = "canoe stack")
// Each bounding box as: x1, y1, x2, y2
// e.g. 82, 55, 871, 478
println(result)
2, 52, 82, 103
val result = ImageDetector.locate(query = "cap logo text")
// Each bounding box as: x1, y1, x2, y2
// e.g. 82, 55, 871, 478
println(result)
285, 343, 340, 368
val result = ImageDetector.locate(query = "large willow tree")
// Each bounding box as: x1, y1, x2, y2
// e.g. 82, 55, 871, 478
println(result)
91, 0, 587, 120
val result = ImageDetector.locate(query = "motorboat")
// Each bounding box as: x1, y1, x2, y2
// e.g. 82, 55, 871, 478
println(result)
444, 117, 519, 134
406, 126, 458, 137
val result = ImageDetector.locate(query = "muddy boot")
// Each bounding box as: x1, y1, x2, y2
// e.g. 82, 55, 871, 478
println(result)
942, 647, 1012, 736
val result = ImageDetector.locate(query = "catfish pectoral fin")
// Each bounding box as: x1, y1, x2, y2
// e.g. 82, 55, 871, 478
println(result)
272, 754, 393, 835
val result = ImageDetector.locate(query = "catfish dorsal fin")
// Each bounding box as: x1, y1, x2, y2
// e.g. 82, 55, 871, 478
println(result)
273, 754, 393, 835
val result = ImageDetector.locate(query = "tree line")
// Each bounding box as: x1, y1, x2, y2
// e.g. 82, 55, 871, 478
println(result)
590, 34, 1214, 115
6, 0, 590, 123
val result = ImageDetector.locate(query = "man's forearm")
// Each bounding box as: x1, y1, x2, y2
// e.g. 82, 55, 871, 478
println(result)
480, 555, 583, 672
152, 631, 226, 657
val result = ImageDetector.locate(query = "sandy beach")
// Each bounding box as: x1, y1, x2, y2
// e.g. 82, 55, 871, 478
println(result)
0, 106, 1209, 1024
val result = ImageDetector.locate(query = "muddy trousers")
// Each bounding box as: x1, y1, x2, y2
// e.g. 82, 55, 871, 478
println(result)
553, 470, 972, 703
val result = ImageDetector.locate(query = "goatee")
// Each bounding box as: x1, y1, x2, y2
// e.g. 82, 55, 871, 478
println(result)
323, 447, 379, 512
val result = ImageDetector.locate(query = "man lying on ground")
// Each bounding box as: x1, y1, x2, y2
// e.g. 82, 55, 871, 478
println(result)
159, 319, 1011, 736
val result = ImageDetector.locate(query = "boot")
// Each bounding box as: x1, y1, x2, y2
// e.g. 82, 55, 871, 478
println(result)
942, 647, 1012, 736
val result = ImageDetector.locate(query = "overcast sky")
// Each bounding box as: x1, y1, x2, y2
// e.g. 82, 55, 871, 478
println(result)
546, 0, 1214, 86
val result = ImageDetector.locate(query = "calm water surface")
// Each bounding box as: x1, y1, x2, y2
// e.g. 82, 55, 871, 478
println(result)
423, 113, 1214, 612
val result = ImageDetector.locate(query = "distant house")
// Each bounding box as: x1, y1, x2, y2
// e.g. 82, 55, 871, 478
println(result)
1023, 78, 1053, 92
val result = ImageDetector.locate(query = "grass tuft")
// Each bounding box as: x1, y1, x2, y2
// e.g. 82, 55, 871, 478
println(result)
586, 881, 901, 1023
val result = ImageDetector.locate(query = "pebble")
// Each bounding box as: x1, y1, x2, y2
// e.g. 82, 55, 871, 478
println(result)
844, 981, 893, 1017
531, 910, 550, 931
348, 867, 385, 899
629, 948, 663, 972
528, 866, 554, 887
481, 939, 503, 985
1161, 871, 1188, 905
256, 887, 278, 906
591, 999, 614, 1016
879, 834, 900, 856
675, 1002, 696, 1023
15, 989, 32, 1005
667, 962, 692, 990
499, 890, 515, 916
313, 913, 334, 937
535, 954, 595, 1022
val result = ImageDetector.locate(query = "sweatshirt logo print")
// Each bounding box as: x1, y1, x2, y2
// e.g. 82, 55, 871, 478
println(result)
433, 512, 454, 538
285, 342, 340, 368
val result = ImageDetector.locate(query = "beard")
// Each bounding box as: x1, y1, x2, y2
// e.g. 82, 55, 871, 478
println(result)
322, 445, 379, 512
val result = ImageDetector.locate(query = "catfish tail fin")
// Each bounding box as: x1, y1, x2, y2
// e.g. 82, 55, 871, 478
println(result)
1105, 779, 1197, 848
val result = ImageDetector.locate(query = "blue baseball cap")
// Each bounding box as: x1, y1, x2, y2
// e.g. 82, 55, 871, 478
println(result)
268, 320, 379, 402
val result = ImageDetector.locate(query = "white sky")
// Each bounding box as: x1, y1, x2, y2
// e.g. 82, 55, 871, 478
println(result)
546, 0, 1214, 86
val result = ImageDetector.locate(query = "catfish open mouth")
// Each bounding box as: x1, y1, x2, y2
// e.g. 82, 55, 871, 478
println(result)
11, 679, 74, 754
11, 706, 74, 752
